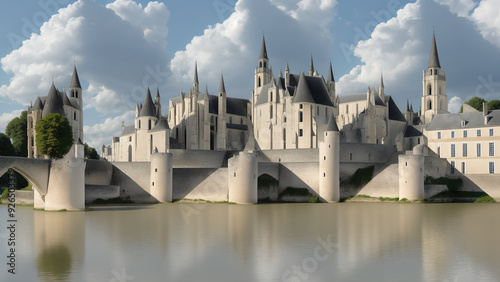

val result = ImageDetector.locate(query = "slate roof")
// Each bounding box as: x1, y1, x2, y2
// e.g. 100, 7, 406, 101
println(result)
32, 97, 43, 111
259, 36, 268, 59
338, 94, 366, 103
427, 110, 500, 131
42, 83, 66, 117
325, 113, 339, 132
387, 96, 406, 122
139, 88, 156, 117
120, 125, 135, 136
292, 73, 333, 106
149, 118, 169, 132
208, 95, 249, 117
428, 32, 441, 69
70, 66, 82, 89
404, 125, 423, 137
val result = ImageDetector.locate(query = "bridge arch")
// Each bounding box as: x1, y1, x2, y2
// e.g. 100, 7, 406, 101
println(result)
0, 157, 51, 195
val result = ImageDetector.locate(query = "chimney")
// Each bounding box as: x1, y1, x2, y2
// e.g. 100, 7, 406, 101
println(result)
483, 101, 489, 125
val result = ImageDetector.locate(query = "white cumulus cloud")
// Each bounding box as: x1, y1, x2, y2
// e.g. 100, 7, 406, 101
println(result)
448, 96, 463, 113
0, 109, 24, 134
84, 110, 135, 149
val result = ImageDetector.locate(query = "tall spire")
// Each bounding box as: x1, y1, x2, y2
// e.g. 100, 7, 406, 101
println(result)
259, 35, 268, 60
428, 31, 441, 69
309, 54, 314, 76
219, 73, 226, 93
327, 61, 334, 82
139, 87, 156, 117
285, 62, 289, 72
406, 99, 409, 112
70, 65, 81, 89
380, 73, 384, 88
193, 61, 199, 85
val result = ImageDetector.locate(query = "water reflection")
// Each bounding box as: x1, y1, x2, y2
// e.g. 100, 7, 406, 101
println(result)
34, 210, 85, 281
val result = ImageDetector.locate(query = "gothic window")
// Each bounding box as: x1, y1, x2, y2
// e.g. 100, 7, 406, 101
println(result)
259, 62, 262, 67
428, 84, 432, 96
270, 92, 273, 102
428, 100, 432, 110
430, 69, 433, 75
258, 77, 261, 87
264, 62, 267, 68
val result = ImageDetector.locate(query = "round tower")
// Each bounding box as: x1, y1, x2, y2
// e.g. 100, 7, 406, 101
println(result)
319, 114, 340, 202
150, 151, 173, 203
399, 145, 425, 200
228, 151, 258, 204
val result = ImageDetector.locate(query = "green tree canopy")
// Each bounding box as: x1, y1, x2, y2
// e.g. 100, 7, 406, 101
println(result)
35, 113, 74, 159
0, 133, 15, 156
84, 143, 99, 159
466, 97, 487, 111
5, 110, 27, 157
488, 100, 500, 110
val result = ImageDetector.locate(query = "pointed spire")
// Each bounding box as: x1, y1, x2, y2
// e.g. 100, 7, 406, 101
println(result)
380, 73, 384, 88
279, 70, 283, 78
309, 54, 314, 75
270, 66, 274, 78
428, 31, 441, 69
406, 100, 410, 112
327, 61, 334, 82
70, 65, 82, 89
410, 104, 414, 112
293, 72, 314, 103
155, 88, 160, 99
219, 73, 226, 93
325, 113, 339, 132
285, 62, 289, 72
193, 61, 199, 85
259, 35, 268, 60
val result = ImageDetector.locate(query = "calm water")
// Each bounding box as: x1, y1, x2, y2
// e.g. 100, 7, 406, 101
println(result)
1, 203, 500, 282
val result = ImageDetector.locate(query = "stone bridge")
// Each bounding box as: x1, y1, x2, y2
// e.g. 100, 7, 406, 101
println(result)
0, 156, 51, 195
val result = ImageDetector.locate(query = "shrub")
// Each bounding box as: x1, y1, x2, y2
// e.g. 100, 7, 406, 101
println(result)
425, 176, 463, 192
474, 195, 496, 203
341, 166, 374, 188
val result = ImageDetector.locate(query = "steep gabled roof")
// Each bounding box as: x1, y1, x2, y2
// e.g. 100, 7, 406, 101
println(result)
139, 88, 156, 117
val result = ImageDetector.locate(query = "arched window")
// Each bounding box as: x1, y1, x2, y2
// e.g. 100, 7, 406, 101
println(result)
259, 62, 262, 67
258, 77, 261, 87
428, 100, 432, 110
264, 62, 266, 68
428, 84, 432, 96
430, 69, 433, 75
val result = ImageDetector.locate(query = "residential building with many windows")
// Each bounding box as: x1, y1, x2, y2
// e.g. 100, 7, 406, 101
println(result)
426, 106, 500, 174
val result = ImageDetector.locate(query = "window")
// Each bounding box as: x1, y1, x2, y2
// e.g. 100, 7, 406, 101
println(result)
350, 153, 353, 161
477, 130, 481, 137
270, 92, 273, 102
437, 132, 441, 139
451, 144, 455, 157
463, 130, 467, 138
270, 106, 273, 119
30, 121, 33, 128
129, 136, 132, 142
463, 143, 467, 157
451, 131, 455, 138
317, 106, 320, 115
462, 162, 466, 174
299, 104, 303, 109
490, 162, 495, 174
451, 161, 455, 174
74, 112, 77, 120
490, 129, 494, 136
437, 146, 441, 157
299, 129, 303, 137
299, 112, 303, 122
490, 142, 495, 156
138, 120, 141, 129
461, 121, 467, 128
477, 143, 481, 157
346, 104, 349, 114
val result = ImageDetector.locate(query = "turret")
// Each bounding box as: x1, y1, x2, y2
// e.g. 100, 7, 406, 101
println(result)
255, 35, 271, 90
327, 62, 336, 103
154, 88, 161, 119
193, 61, 199, 93
217, 73, 227, 150
309, 55, 315, 76
319, 113, 340, 202
379, 73, 385, 100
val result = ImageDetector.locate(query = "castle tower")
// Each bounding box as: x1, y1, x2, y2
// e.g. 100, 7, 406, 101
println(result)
193, 61, 199, 93
217, 73, 227, 150
150, 151, 173, 203
399, 145, 425, 200
319, 113, 340, 202
379, 73, 385, 101
228, 124, 258, 204
422, 32, 447, 124
69, 65, 83, 141
327, 62, 336, 104
154, 88, 161, 119
255, 35, 271, 91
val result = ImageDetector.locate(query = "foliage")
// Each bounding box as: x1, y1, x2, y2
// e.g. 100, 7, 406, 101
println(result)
84, 143, 99, 159
341, 166, 375, 188
279, 187, 312, 197
1, 187, 9, 200
488, 100, 500, 110
0, 133, 15, 156
35, 113, 73, 159
425, 176, 463, 192
309, 195, 319, 203
474, 195, 496, 203
466, 97, 486, 111
5, 110, 27, 157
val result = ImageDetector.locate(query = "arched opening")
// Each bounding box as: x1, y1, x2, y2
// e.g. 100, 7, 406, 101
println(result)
257, 173, 279, 202
210, 132, 215, 150
258, 77, 261, 87
427, 84, 432, 96
259, 62, 262, 68
128, 145, 132, 162
428, 100, 432, 110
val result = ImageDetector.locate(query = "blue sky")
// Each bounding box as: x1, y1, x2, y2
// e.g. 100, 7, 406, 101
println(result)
0, 0, 499, 148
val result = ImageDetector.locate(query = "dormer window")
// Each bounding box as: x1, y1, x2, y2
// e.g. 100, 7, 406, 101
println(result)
461, 120, 467, 128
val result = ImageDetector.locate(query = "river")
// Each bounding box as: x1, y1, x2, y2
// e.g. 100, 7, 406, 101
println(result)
1, 203, 499, 281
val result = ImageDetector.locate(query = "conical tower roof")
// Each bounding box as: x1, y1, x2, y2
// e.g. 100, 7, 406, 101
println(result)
309, 55, 315, 74
139, 88, 156, 117
293, 72, 315, 103
70, 65, 82, 89
327, 62, 334, 82
325, 113, 339, 132
380, 73, 384, 88
428, 32, 441, 68
259, 35, 268, 60
32, 96, 43, 111
42, 83, 65, 117
193, 61, 199, 85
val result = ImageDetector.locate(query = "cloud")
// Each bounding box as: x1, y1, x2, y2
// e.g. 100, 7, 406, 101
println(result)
83, 110, 135, 149
470, 0, 500, 49
0, 0, 170, 116
0, 109, 24, 134
433, 0, 477, 17
168, 0, 337, 98
448, 96, 463, 113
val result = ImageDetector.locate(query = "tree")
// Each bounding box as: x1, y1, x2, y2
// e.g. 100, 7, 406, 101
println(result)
84, 143, 99, 159
5, 111, 27, 157
0, 133, 15, 156
466, 97, 487, 111
35, 113, 74, 159
489, 100, 500, 110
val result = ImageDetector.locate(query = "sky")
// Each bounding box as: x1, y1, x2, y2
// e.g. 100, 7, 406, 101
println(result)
0, 0, 499, 149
